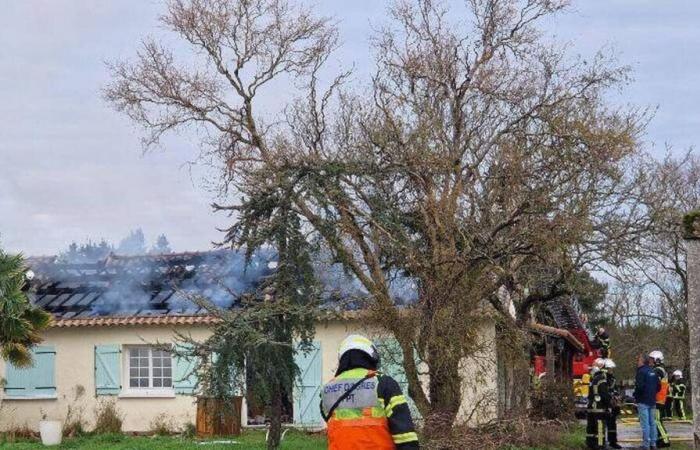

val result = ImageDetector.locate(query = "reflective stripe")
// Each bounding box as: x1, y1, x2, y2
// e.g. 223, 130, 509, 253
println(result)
393, 431, 419, 444
655, 408, 670, 443
597, 420, 604, 446
334, 409, 365, 419
385, 395, 407, 417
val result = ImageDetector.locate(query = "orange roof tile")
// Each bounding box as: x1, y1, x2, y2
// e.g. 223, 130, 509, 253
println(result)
50, 315, 221, 328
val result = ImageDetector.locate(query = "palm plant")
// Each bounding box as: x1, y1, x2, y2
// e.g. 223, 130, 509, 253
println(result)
0, 250, 51, 367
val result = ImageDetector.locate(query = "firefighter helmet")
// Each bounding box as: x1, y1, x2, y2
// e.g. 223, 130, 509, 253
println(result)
338, 334, 380, 364
603, 359, 616, 369
649, 350, 664, 363
673, 370, 683, 378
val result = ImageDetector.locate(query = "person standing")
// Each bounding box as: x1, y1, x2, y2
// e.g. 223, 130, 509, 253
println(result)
635, 354, 660, 450
586, 359, 611, 449
649, 351, 671, 447
320, 335, 419, 450
602, 359, 622, 449
669, 370, 687, 420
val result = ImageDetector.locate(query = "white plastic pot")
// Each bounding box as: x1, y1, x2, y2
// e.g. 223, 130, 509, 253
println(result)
39, 420, 62, 446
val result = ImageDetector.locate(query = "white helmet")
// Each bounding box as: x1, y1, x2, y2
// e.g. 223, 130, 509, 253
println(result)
603, 359, 616, 369
649, 350, 664, 363
673, 370, 683, 378
593, 358, 606, 368
338, 334, 379, 364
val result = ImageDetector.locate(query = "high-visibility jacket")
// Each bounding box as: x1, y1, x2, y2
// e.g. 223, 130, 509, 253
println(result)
670, 380, 687, 399
654, 365, 669, 405
320, 367, 419, 450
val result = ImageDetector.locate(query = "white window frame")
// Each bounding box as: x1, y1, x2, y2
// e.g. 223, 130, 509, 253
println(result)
119, 345, 175, 398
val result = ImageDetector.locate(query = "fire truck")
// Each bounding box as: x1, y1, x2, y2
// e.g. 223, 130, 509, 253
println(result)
531, 300, 604, 412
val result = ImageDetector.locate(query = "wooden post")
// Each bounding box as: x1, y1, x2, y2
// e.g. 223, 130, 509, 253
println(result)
683, 211, 700, 448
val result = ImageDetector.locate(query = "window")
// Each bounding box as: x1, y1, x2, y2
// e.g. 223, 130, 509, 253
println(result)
126, 347, 172, 390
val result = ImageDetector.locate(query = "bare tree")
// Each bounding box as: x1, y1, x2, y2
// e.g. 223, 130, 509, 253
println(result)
606, 152, 700, 371
106, 0, 646, 437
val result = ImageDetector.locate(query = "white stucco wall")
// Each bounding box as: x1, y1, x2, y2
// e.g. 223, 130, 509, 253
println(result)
0, 325, 212, 433
316, 318, 498, 425
0, 318, 497, 433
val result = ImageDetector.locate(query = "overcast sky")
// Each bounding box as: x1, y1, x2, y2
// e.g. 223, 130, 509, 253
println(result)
1, 0, 698, 256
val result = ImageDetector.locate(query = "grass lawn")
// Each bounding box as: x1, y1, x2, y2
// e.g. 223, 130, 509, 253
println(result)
0, 430, 327, 449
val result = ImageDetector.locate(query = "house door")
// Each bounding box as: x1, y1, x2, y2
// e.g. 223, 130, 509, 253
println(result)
293, 341, 322, 427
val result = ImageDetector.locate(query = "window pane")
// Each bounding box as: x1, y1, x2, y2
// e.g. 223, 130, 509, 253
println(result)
163, 378, 172, 388
130, 378, 139, 388
154, 368, 162, 377
153, 378, 162, 387
163, 368, 172, 378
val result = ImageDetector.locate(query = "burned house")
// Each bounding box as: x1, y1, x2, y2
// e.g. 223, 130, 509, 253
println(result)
2, 249, 590, 433
0, 250, 500, 433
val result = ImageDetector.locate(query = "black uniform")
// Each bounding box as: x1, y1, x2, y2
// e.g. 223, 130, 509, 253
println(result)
594, 331, 611, 358
604, 370, 621, 449
586, 370, 611, 449
670, 378, 687, 420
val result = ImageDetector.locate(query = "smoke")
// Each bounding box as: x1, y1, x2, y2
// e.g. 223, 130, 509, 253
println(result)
28, 247, 417, 318
28, 249, 277, 318
313, 253, 419, 310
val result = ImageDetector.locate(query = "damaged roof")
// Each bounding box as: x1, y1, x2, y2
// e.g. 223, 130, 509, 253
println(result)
26, 250, 276, 322
26, 249, 419, 327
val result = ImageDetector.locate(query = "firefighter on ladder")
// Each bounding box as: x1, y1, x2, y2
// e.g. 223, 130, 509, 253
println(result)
649, 350, 671, 447
320, 335, 419, 450
594, 327, 611, 358
669, 370, 687, 420
586, 358, 611, 449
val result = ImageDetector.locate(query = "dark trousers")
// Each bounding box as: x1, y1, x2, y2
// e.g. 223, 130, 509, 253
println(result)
672, 397, 687, 419
586, 411, 608, 449
655, 405, 671, 447
607, 407, 619, 445
663, 397, 673, 418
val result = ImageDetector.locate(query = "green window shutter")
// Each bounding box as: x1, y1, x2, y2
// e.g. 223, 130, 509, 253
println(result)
376, 338, 422, 419
4, 346, 56, 397
95, 345, 121, 395
174, 344, 197, 395
293, 341, 322, 426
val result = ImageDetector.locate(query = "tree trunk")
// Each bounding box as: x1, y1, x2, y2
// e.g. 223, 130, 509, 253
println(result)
422, 340, 463, 443
685, 236, 700, 448
266, 383, 283, 450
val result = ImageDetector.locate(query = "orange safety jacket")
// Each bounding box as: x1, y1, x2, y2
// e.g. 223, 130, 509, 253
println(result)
654, 365, 669, 405
320, 367, 419, 450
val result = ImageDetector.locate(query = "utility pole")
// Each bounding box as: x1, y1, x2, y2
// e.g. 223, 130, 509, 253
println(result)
684, 211, 700, 448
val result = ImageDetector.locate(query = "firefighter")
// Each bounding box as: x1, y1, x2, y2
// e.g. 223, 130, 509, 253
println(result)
669, 370, 687, 420
602, 359, 622, 449
586, 358, 610, 449
649, 350, 671, 447
594, 327, 611, 358
320, 335, 419, 450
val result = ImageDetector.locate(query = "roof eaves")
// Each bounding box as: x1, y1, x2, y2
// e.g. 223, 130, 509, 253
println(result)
50, 315, 221, 328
